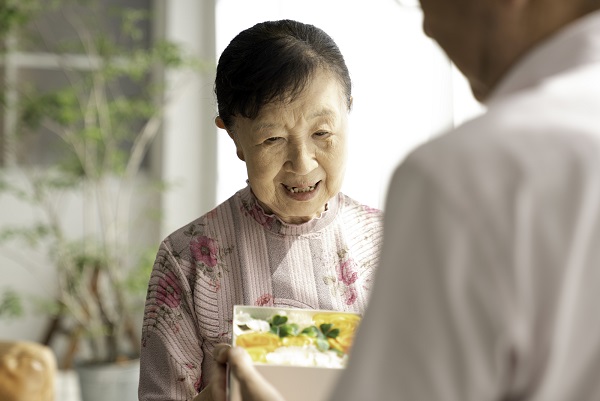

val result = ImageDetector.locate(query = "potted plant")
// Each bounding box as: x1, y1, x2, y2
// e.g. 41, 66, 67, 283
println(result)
0, 1, 202, 399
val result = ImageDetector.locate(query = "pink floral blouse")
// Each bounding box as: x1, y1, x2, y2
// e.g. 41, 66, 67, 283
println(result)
139, 186, 383, 401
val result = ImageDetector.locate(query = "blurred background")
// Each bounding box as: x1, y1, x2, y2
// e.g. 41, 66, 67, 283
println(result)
0, 0, 483, 400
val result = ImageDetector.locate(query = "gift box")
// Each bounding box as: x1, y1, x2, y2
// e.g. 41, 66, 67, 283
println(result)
228, 305, 361, 401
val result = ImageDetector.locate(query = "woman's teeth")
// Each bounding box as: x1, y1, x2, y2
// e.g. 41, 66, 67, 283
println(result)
285, 184, 316, 193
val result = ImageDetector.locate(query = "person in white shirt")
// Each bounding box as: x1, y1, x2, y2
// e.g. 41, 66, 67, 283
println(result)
213, 0, 600, 400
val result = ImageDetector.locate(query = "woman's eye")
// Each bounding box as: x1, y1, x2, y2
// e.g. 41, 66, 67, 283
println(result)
264, 137, 281, 144
313, 131, 331, 138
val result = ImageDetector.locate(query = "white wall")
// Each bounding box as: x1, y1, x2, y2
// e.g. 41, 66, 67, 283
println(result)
159, 0, 219, 237
0, 181, 63, 341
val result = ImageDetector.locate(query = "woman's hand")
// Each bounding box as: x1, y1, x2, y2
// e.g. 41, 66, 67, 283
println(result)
213, 344, 286, 401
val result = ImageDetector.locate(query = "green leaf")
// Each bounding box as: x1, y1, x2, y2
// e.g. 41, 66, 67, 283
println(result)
31, 297, 62, 317
270, 315, 288, 326
154, 41, 185, 67
0, 289, 23, 319
278, 323, 299, 338
320, 323, 332, 333
119, 8, 149, 41
0, 223, 52, 247
82, 126, 103, 142
325, 328, 340, 339
300, 325, 319, 337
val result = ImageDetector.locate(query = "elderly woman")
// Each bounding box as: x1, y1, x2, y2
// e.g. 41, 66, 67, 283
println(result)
139, 19, 383, 401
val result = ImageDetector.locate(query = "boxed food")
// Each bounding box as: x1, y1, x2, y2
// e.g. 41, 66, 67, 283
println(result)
228, 305, 361, 401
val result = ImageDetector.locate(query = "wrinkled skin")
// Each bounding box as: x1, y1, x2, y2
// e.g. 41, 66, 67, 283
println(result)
217, 69, 350, 224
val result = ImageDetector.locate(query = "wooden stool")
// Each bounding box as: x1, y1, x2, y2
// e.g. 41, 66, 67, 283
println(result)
0, 341, 56, 401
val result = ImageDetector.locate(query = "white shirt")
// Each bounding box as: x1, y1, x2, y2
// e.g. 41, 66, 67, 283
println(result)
332, 10, 600, 401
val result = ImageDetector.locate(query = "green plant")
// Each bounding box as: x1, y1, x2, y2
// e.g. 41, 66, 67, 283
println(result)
0, 0, 202, 368
0, 289, 23, 319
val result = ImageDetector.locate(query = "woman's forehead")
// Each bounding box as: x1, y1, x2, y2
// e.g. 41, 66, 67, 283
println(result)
253, 106, 339, 129
260, 79, 345, 117
232, 71, 347, 132
232, 102, 345, 141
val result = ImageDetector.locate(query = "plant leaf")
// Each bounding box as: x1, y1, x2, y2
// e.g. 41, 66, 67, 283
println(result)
269, 315, 288, 326
300, 325, 319, 337
325, 328, 340, 339
319, 323, 332, 333
278, 323, 299, 338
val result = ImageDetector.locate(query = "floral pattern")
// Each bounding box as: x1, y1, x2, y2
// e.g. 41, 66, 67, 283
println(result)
255, 293, 274, 307
142, 272, 185, 344
241, 199, 281, 231
191, 236, 219, 268
342, 286, 358, 305
185, 227, 234, 287
338, 258, 359, 286
139, 186, 383, 399
321, 248, 363, 306
156, 271, 182, 308
361, 204, 380, 215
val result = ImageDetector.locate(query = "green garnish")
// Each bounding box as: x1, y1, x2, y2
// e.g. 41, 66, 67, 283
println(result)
320, 324, 340, 339
269, 314, 288, 326
300, 326, 320, 337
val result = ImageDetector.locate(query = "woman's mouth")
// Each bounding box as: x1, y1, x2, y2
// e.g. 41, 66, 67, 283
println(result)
283, 181, 320, 193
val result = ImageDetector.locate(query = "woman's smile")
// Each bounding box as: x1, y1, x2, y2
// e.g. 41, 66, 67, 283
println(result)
282, 181, 321, 201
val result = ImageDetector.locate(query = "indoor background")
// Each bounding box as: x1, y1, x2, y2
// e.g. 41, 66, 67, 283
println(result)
0, 0, 482, 399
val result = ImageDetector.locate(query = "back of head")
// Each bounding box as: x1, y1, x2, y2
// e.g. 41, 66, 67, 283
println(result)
419, 0, 600, 101
215, 19, 352, 129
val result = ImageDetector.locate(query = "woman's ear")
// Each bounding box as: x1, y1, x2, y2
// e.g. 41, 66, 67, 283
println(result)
216, 116, 245, 161
215, 116, 226, 130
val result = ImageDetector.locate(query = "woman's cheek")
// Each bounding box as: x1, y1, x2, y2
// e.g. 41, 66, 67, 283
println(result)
250, 153, 282, 179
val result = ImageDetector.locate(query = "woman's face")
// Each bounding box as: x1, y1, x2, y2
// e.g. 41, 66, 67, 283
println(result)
225, 70, 349, 224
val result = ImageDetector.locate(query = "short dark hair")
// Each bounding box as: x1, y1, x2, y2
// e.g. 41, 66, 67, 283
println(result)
214, 19, 352, 129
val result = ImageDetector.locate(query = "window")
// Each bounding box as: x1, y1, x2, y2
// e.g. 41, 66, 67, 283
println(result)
0, 0, 154, 168
215, 0, 484, 209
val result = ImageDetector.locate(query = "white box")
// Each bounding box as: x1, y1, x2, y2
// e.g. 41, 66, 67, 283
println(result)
228, 306, 361, 401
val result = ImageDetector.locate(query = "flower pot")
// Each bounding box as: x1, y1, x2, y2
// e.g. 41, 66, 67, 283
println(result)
56, 370, 81, 401
76, 359, 140, 401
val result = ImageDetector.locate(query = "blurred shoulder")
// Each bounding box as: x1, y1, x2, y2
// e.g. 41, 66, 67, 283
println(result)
391, 94, 600, 217
403, 90, 600, 184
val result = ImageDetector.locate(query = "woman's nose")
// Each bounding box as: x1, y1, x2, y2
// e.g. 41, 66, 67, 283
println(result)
285, 142, 318, 175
